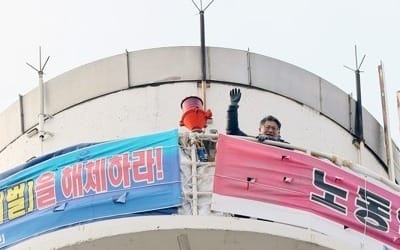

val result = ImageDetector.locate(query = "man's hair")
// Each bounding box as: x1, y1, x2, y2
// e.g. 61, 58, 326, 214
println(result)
259, 115, 281, 129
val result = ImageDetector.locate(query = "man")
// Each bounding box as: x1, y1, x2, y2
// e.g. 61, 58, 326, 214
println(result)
226, 88, 286, 143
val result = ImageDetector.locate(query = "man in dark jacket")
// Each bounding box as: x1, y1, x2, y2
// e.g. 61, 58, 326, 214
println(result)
226, 88, 286, 143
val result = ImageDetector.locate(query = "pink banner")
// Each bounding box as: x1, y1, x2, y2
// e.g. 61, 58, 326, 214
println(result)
213, 134, 400, 249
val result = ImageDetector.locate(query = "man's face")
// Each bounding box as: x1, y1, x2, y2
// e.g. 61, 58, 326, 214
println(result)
259, 120, 280, 137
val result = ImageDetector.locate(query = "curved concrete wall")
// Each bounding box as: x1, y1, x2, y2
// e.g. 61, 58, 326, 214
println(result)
0, 46, 398, 179
9, 216, 352, 250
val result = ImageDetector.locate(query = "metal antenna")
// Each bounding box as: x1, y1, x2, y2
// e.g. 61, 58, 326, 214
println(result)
344, 45, 366, 72
344, 45, 366, 142
191, 0, 215, 110
191, 0, 215, 11
26, 46, 51, 141
344, 45, 366, 164
26, 46, 50, 74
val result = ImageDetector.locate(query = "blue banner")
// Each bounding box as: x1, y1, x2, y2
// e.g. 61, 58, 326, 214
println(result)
0, 129, 182, 248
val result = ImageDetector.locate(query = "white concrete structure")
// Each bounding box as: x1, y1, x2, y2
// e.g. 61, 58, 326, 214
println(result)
1, 46, 399, 249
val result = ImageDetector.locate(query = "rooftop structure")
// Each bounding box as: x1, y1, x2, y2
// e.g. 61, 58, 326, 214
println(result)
0, 46, 399, 249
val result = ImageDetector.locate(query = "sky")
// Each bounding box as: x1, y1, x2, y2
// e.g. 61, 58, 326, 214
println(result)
0, 0, 399, 145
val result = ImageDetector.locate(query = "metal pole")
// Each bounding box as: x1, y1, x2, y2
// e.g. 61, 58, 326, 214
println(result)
191, 0, 215, 110
378, 63, 395, 182
355, 69, 365, 164
125, 49, 131, 88
190, 133, 199, 215
355, 69, 363, 141
200, 11, 206, 82
26, 47, 50, 142
247, 48, 252, 86
200, 10, 207, 109
19, 94, 25, 133
38, 70, 45, 140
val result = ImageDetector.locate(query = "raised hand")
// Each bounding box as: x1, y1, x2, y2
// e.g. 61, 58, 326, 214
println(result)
230, 88, 241, 106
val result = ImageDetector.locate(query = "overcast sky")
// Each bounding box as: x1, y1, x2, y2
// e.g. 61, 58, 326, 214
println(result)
0, 0, 399, 144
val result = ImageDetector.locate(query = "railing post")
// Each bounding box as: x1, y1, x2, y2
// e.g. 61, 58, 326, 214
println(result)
190, 133, 199, 215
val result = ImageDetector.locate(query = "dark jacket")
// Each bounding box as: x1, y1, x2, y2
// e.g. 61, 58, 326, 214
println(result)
226, 104, 247, 136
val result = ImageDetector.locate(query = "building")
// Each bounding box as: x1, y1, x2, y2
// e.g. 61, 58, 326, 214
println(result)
0, 46, 399, 249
